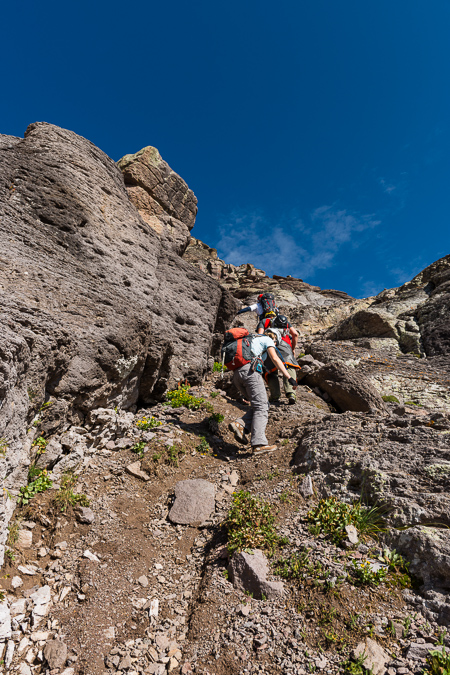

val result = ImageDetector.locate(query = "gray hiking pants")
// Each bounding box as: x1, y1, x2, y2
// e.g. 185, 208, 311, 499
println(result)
233, 363, 269, 447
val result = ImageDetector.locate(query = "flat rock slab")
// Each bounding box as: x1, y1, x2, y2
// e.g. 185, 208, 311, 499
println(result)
44, 640, 68, 669
353, 638, 389, 675
169, 479, 215, 526
16, 529, 33, 548
126, 461, 150, 481
229, 549, 284, 600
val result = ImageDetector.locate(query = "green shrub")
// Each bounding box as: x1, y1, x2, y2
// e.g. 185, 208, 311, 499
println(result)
382, 395, 400, 403
196, 436, 211, 454
53, 472, 90, 512
131, 441, 146, 458
307, 496, 386, 543
213, 361, 226, 372
341, 652, 372, 675
165, 384, 204, 410
226, 490, 288, 555
206, 412, 224, 432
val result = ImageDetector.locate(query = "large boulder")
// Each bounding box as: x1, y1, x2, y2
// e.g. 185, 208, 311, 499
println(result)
304, 362, 386, 414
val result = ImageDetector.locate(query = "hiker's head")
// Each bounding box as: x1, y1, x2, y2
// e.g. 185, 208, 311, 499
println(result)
264, 311, 276, 319
273, 314, 288, 329
266, 328, 281, 346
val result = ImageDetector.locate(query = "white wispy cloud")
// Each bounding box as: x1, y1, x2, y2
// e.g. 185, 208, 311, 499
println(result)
215, 205, 380, 280
378, 177, 397, 194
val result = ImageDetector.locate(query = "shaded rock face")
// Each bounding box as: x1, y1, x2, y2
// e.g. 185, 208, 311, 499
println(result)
0, 123, 237, 489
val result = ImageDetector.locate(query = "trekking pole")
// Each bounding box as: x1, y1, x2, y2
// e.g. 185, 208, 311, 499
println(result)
221, 351, 226, 379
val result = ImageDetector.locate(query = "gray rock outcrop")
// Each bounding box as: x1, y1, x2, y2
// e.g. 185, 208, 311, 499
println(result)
0, 122, 238, 565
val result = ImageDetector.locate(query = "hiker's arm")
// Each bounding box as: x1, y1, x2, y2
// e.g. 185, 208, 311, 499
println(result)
257, 326, 264, 335
289, 326, 299, 351
267, 346, 296, 385
237, 303, 257, 315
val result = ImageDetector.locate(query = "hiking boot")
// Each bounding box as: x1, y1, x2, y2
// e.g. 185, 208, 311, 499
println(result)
229, 421, 248, 444
288, 396, 296, 405
252, 444, 277, 455
269, 398, 281, 406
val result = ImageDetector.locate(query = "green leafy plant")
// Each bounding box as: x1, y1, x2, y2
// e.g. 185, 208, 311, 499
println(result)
166, 444, 184, 467
5, 549, 16, 562
196, 436, 211, 454
0, 591, 5, 601
39, 401, 52, 412
273, 549, 311, 579
380, 548, 413, 587
206, 412, 224, 432
18, 471, 53, 506
52, 472, 90, 513
165, 384, 205, 410
351, 559, 387, 586
382, 395, 400, 403
226, 490, 287, 555
32, 436, 48, 455
213, 361, 226, 373
136, 416, 162, 430
346, 614, 360, 631
425, 647, 450, 675
279, 491, 292, 504
341, 651, 372, 675
210, 392, 220, 398
437, 630, 448, 646
307, 496, 386, 543
131, 441, 146, 458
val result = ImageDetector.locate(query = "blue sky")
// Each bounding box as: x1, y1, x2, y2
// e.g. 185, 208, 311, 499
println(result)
2, 0, 449, 297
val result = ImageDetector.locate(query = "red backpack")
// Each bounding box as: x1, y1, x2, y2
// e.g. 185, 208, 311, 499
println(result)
221, 328, 254, 370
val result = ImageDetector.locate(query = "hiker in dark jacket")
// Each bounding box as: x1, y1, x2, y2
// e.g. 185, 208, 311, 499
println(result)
257, 313, 299, 352
229, 333, 297, 454
263, 326, 301, 405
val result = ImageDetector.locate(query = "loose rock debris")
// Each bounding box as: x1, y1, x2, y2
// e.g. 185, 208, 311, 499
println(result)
1, 375, 450, 675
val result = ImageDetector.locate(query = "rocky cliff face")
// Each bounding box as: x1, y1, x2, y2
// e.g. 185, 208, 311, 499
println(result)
0, 123, 237, 562
1, 124, 450, 675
